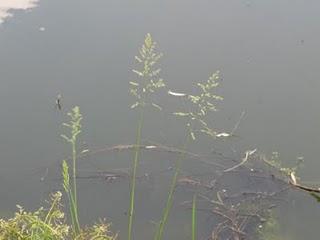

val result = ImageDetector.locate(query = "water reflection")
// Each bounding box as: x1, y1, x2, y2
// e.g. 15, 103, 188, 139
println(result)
0, 0, 38, 23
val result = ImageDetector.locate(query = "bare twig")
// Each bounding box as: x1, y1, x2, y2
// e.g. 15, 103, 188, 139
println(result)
290, 181, 320, 193
223, 149, 257, 173
230, 111, 246, 136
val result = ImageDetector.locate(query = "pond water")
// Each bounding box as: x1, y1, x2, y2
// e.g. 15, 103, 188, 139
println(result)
0, 0, 320, 239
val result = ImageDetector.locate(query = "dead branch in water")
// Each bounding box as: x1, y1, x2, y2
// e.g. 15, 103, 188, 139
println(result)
290, 181, 320, 193
223, 149, 257, 173
77, 142, 227, 168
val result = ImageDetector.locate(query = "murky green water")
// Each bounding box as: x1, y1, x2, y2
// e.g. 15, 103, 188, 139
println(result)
1, 0, 320, 239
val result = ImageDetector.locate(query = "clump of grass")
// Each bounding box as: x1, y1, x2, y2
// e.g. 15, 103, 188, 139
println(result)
128, 33, 165, 240
0, 191, 118, 240
0, 191, 69, 240
61, 106, 83, 235
0, 104, 119, 240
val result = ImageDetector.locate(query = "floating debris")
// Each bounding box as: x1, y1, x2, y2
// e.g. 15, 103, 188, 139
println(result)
216, 132, 231, 138
168, 90, 187, 97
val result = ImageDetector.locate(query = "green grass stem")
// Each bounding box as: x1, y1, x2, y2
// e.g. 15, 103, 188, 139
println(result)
128, 107, 144, 240
154, 136, 190, 240
192, 194, 197, 240
71, 141, 81, 233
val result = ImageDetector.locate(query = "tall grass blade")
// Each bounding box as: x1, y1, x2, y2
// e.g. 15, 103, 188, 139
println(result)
154, 136, 190, 240
192, 194, 197, 240
128, 107, 144, 240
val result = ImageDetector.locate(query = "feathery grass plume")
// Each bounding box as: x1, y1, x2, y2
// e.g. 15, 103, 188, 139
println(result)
62, 160, 70, 193
172, 71, 223, 140
130, 33, 165, 110
0, 191, 118, 240
61, 106, 83, 235
0, 192, 69, 240
127, 33, 165, 240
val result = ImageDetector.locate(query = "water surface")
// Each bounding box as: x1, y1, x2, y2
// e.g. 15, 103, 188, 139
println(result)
0, 0, 320, 239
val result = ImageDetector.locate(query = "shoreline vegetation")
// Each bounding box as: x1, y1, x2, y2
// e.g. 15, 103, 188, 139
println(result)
0, 34, 318, 240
